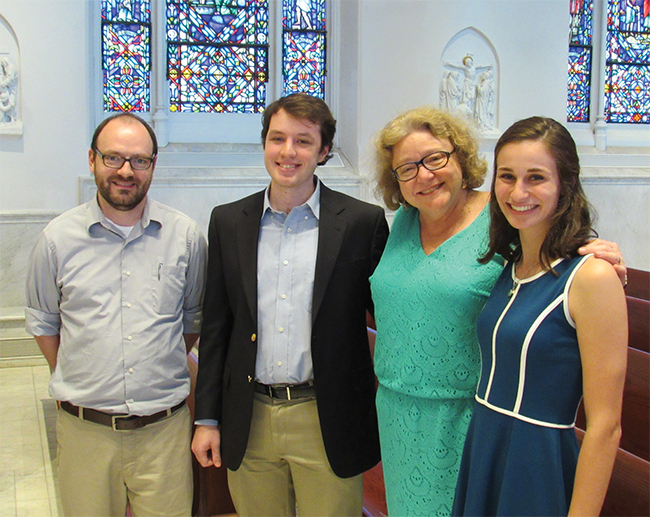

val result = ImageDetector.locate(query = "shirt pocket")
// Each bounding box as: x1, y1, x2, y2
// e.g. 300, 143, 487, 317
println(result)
152, 264, 186, 315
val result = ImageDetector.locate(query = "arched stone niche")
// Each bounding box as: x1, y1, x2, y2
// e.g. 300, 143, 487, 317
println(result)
439, 27, 499, 136
0, 15, 22, 137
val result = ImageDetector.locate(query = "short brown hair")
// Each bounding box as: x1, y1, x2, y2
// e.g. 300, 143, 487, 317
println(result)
91, 113, 158, 156
261, 93, 336, 165
374, 106, 487, 210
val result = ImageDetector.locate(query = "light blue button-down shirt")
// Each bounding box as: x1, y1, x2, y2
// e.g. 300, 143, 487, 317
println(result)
255, 181, 320, 385
25, 196, 207, 415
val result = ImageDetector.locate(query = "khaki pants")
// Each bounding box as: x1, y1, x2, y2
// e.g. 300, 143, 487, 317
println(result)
56, 404, 192, 517
228, 393, 363, 517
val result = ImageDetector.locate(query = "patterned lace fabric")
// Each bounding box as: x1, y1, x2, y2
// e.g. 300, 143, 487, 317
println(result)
370, 205, 503, 516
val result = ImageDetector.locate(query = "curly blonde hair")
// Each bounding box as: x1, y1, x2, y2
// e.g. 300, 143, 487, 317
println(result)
374, 106, 487, 210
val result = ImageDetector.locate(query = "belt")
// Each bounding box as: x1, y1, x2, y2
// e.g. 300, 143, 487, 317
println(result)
60, 400, 185, 431
254, 381, 316, 401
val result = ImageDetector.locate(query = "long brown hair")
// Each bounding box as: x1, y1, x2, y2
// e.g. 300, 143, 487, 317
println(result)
479, 116, 596, 269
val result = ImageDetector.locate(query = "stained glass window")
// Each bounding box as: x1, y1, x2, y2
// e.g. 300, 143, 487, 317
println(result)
282, 0, 326, 99
101, 0, 151, 112
567, 0, 594, 122
605, 0, 650, 123
102, 1, 327, 114
167, 0, 269, 113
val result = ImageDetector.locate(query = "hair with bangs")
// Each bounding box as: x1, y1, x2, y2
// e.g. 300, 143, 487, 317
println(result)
261, 93, 336, 165
479, 116, 597, 269
374, 106, 487, 210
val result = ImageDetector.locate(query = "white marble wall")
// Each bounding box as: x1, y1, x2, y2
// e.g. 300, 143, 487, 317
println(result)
0, 213, 58, 307
580, 152, 650, 271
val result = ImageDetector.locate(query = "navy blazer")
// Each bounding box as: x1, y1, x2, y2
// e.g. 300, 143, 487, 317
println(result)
195, 183, 389, 478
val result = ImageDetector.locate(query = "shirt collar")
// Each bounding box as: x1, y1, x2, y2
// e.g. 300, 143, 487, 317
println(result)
262, 176, 321, 220
86, 195, 160, 233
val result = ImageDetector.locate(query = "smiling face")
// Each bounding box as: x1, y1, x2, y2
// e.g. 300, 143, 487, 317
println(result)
392, 130, 465, 221
494, 139, 561, 239
264, 108, 329, 207
89, 117, 156, 221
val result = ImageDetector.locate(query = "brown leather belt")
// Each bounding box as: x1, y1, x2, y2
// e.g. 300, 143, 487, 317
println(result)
60, 400, 185, 431
254, 381, 315, 400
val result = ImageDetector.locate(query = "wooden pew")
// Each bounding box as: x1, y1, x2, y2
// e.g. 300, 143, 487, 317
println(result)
363, 269, 650, 517
187, 352, 237, 517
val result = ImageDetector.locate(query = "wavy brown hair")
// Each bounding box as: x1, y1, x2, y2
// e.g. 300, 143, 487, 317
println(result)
479, 116, 596, 269
374, 106, 487, 210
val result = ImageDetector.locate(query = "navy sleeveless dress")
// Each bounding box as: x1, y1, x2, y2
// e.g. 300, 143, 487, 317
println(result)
452, 255, 590, 516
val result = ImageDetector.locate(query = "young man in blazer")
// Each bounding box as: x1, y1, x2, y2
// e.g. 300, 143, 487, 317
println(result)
192, 93, 389, 516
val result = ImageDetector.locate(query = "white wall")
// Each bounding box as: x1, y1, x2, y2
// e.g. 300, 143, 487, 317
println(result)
339, 0, 571, 172
0, 0, 92, 213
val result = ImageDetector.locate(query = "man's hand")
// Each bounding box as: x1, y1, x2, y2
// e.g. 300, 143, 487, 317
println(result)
579, 239, 627, 287
191, 425, 222, 468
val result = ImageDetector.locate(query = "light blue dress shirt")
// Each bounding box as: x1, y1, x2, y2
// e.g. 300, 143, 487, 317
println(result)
25, 196, 207, 415
255, 181, 320, 385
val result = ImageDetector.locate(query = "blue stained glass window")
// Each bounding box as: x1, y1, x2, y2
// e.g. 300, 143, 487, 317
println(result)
167, 0, 269, 113
102, 0, 151, 112
605, 0, 650, 123
282, 0, 326, 98
567, 0, 594, 122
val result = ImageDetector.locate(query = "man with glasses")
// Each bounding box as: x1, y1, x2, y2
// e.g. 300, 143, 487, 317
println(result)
25, 113, 207, 516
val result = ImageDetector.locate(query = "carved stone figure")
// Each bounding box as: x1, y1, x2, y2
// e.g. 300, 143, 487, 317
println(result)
0, 56, 18, 124
475, 69, 495, 130
441, 53, 495, 130
439, 70, 461, 112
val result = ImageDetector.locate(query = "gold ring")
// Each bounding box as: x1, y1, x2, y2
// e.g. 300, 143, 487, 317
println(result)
617, 256, 622, 264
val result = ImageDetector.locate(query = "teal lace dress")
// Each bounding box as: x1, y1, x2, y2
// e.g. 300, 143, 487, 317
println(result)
370, 205, 503, 516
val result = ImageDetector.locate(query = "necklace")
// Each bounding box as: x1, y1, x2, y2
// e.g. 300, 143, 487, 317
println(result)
507, 261, 539, 297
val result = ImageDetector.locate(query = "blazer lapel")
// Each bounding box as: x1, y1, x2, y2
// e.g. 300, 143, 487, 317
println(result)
236, 191, 265, 323
312, 185, 346, 322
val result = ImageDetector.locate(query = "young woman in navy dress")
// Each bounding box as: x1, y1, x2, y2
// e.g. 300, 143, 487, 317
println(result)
452, 117, 627, 516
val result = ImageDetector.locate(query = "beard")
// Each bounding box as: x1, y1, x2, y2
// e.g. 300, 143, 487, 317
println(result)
95, 175, 150, 212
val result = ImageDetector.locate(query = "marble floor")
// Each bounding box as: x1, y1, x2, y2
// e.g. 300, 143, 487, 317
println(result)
0, 365, 60, 517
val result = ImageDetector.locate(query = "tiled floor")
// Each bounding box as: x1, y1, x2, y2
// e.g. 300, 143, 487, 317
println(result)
0, 365, 60, 517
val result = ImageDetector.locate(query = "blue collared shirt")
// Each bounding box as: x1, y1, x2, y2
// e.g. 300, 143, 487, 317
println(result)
25, 196, 207, 415
255, 181, 320, 384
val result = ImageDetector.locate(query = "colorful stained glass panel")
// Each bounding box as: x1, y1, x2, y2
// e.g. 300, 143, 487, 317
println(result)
281, 0, 326, 99
283, 32, 325, 97
102, 0, 151, 112
282, 0, 326, 30
166, 0, 269, 113
168, 44, 267, 112
567, 46, 592, 122
567, 0, 593, 122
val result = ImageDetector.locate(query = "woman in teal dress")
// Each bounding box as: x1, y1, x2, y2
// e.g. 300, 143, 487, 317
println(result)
369, 107, 626, 516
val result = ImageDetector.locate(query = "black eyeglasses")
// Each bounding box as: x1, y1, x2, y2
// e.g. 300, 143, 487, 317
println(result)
95, 149, 155, 171
392, 149, 455, 182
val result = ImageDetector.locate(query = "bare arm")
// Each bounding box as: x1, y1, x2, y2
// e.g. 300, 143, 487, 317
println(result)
578, 239, 627, 287
34, 334, 60, 373
191, 424, 222, 468
568, 257, 627, 516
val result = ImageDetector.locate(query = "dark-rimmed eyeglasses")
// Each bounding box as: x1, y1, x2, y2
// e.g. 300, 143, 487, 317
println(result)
95, 149, 155, 171
392, 149, 455, 182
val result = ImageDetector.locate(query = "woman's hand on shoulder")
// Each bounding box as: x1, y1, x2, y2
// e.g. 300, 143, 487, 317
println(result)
578, 239, 627, 288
